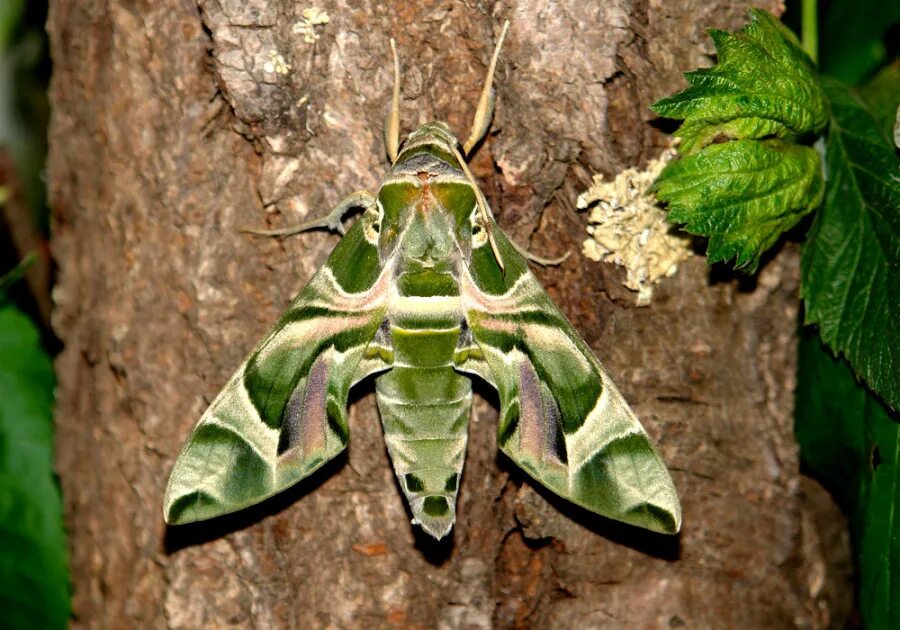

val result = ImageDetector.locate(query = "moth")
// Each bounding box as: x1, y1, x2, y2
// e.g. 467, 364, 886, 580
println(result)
163, 22, 681, 540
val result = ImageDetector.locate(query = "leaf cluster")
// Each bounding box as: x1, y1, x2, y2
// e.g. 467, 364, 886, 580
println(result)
796, 333, 899, 629
652, 9, 827, 273
653, 8, 900, 413
651, 9, 900, 629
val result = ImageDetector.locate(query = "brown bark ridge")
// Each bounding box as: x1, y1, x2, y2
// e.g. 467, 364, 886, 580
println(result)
48, 1, 852, 627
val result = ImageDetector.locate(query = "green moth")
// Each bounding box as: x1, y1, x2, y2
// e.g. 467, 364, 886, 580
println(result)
163, 23, 681, 540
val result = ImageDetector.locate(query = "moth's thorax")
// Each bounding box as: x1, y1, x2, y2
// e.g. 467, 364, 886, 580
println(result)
376, 121, 480, 283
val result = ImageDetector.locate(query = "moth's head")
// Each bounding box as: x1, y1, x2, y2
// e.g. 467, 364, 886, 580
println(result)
391, 121, 469, 172
384, 20, 508, 166
377, 20, 510, 272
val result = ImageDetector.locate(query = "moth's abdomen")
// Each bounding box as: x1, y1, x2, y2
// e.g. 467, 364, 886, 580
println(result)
376, 279, 471, 539
376, 361, 471, 540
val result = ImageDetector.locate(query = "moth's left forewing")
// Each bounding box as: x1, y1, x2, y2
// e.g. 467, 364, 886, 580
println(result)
458, 228, 681, 534
164, 219, 393, 525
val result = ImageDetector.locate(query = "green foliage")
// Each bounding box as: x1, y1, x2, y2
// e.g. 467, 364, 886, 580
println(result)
651, 9, 827, 155
820, 0, 900, 84
0, 0, 24, 50
796, 332, 899, 630
858, 62, 900, 145
651, 9, 826, 271
0, 0, 50, 230
653, 6, 900, 627
653, 8, 900, 412
0, 291, 69, 627
0, 3, 69, 624
801, 77, 900, 412
654, 139, 822, 271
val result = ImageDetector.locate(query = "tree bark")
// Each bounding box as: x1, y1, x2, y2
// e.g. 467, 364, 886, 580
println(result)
48, 1, 853, 627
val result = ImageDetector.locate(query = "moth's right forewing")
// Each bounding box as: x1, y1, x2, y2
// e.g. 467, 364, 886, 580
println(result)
459, 227, 681, 534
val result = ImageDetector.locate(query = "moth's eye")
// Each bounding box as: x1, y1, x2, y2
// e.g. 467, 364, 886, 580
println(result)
363, 209, 383, 244
469, 206, 488, 247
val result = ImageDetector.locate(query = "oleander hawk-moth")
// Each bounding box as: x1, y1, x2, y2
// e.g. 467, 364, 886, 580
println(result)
163, 23, 681, 540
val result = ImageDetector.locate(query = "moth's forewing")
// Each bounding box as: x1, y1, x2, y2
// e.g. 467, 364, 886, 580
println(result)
163, 215, 392, 524
458, 225, 682, 534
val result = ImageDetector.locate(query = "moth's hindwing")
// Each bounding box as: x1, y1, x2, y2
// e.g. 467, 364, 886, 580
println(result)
164, 216, 392, 524
457, 225, 682, 534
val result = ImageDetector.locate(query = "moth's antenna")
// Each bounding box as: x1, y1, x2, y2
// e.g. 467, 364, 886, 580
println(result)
385, 38, 401, 164
463, 19, 510, 156
453, 19, 512, 271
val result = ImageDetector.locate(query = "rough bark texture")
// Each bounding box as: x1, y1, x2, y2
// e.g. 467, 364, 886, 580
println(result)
48, 1, 853, 627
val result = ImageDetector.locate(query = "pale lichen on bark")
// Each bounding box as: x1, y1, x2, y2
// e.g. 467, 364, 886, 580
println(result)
579, 147, 693, 305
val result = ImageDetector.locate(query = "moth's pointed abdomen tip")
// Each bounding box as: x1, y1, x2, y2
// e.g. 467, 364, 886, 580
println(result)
411, 495, 456, 540
417, 518, 454, 540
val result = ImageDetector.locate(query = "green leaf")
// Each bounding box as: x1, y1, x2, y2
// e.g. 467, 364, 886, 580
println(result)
651, 9, 827, 154
801, 78, 900, 412
0, 0, 24, 51
820, 0, 900, 85
653, 138, 823, 271
0, 305, 70, 628
796, 331, 900, 630
650, 9, 828, 272
857, 61, 900, 144
896, 107, 899, 150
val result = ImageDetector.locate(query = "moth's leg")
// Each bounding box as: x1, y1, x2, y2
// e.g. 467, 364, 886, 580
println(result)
242, 190, 376, 237
462, 20, 510, 156
507, 235, 571, 267
383, 38, 401, 164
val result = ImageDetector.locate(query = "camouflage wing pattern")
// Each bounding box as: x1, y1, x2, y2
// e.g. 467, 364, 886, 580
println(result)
163, 212, 392, 524
456, 225, 681, 534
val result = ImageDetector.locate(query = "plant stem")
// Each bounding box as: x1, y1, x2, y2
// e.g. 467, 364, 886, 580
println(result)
802, 0, 818, 64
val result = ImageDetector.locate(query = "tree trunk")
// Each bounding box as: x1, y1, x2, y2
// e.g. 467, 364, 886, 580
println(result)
47, 1, 853, 627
